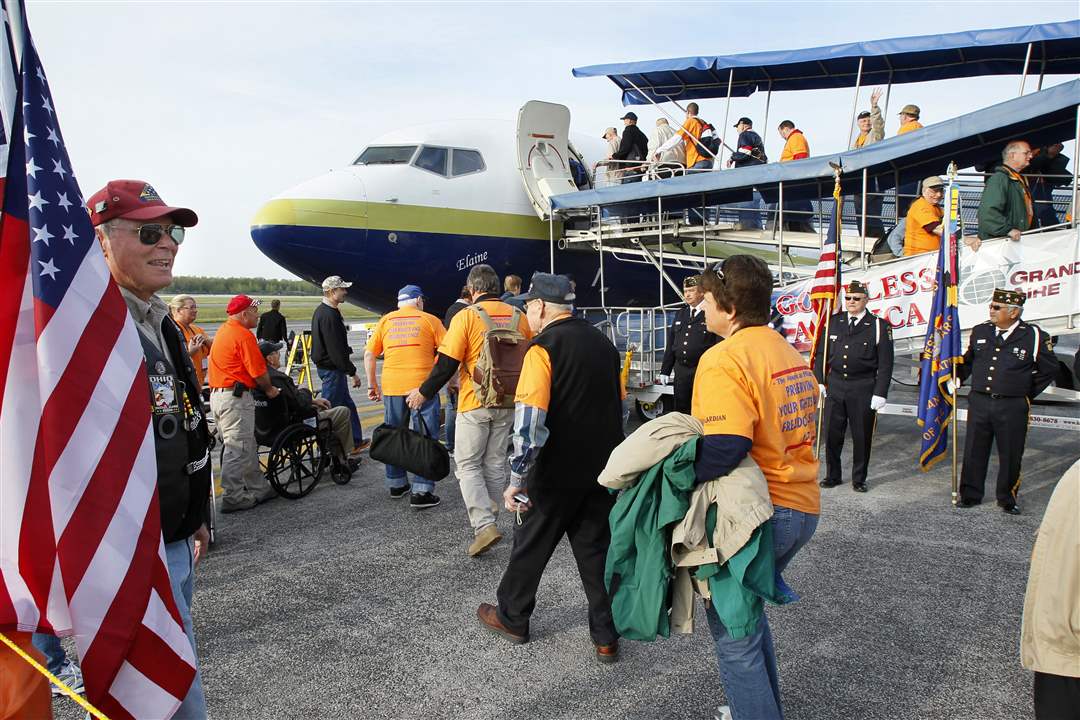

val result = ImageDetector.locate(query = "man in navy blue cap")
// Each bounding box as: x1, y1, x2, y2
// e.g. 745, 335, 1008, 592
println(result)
365, 284, 447, 508
477, 272, 625, 662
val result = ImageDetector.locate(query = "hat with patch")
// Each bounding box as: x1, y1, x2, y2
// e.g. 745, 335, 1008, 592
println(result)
321, 275, 353, 291
898, 104, 920, 118
847, 280, 869, 296
620, 111, 638, 121
683, 275, 700, 288
257, 340, 283, 357
87, 179, 198, 227
513, 272, 575, 304
397, 284, 424, 301
992, 288, 1026, 307
226, 294, 260, 314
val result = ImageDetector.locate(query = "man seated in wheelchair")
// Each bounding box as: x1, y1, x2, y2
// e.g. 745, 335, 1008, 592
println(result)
256, 340, 359, 472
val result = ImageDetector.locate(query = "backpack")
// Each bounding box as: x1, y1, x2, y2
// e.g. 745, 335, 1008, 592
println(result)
470, 305, 530, 408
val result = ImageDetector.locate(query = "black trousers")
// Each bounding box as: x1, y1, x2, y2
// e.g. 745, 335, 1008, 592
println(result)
959, 392, 1029, 505
672, 362, 696, 415
824, 378, 876, 486
496, 487, 617, 645
1035, 672, 1080, 720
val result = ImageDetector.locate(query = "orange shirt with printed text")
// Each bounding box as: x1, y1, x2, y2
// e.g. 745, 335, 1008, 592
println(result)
903, 197, 944, 256
366, 306, 447, 396
692, 326, 820, 514
780, 130, 810, 162
208, 318, 266, 389
177, 321, 210, 387
439, 300, 533, 413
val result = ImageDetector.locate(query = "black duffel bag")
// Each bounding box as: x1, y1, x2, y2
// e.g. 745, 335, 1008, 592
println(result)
369, 409, 450, 481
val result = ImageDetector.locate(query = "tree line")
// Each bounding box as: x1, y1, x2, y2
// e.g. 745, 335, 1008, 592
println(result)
164, 276, 321, 296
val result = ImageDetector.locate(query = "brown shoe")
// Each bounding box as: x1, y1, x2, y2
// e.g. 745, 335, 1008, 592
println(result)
467, 524, 502, 557
477, 603, 527, 644
595, 640, 619, 664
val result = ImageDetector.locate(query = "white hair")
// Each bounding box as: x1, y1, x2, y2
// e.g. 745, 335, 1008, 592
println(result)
543, 302, 573, 315
398, 298, 420, 308
169, 294, 196, 311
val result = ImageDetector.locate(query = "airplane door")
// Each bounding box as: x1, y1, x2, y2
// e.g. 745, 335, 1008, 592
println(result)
516, 101, 578, 220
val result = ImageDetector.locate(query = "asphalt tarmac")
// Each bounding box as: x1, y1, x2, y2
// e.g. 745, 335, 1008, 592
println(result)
52, 384, 1078, 720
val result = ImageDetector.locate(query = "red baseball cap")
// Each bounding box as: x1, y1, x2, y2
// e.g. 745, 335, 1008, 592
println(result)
226, 294, 260, 314
86, 179, 198, 227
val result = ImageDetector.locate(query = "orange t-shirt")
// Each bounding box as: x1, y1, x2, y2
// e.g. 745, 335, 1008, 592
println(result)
897, 120, 923, 135
366, 306, 446, 396
177, 321, 210, 387
678, 116, 708, 169
439, 299, 533, 413
904, 197, 944, 256
207, 318, 266, 389
515, 327, 626, 410
691, 325, 820, 514
780, 130, 810, 162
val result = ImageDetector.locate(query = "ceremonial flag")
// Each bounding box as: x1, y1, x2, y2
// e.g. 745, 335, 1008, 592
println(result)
0, 9, 196, 719
807, 176, 843, 369
917, 175, 963, 470
0, 1, 19, 199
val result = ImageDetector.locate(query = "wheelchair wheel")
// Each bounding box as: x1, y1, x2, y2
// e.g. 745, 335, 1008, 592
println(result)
266, 425, 325, 499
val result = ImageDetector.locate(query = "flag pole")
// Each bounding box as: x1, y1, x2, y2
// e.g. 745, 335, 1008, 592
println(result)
815, 165, 842, 459
947, 161, 959, 506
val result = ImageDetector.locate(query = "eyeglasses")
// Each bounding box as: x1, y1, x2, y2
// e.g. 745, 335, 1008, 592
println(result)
114, 222, 186, 246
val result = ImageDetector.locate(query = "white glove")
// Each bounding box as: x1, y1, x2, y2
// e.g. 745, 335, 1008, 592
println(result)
818, 384, 827, 398
945, 380, 957, 395
870, 395, 886, 411
657, 374, 670, 386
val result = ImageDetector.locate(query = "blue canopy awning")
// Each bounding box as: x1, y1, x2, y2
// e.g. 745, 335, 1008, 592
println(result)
572, 21, 1080, 105
550, 79, 1080, 213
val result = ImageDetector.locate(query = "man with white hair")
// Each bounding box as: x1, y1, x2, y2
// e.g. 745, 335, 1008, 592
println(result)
649, 117, 684, 178
975, 140, 1035, 249
365, 284, 447, 508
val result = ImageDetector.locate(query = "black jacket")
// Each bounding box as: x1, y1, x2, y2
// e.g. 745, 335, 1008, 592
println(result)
611, 124, 649, 162
311, 302, 356, 375
812, 311, 894, 398
268, 366, 317, 422
729, 129, 766, 167
444, 299, 470, 329
958, 320, 1058, 399
660, 305, 718, 374
256, 309, 288, 343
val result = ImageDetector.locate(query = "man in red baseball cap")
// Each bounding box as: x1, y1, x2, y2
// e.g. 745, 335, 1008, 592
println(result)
208, 294, 281, 513
89, 179, 210, 717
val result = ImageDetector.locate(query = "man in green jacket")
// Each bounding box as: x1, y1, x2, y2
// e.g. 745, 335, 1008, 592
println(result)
975, 140, 1034, 249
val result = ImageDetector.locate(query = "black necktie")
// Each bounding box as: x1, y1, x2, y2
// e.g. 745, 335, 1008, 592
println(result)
849, 317, 857, 332
996, 329, 1004, 343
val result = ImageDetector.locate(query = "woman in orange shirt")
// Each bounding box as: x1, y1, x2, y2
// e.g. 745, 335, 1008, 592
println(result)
169, 294, 212, 387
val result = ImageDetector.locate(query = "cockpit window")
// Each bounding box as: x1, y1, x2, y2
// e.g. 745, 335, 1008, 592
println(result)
451, 149, 485, 177
413, 146, 448, 177
353, 146, 417, 165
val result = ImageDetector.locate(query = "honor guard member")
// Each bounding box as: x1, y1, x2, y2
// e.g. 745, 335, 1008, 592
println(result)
813, 279, 894, 492
956, 289, 1058, 515
476, 273, 624, 662
659, 275, 719, 414
89, 179, 211, 716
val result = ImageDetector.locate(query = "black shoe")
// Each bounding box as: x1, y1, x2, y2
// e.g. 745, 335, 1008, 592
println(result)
389, 485, 410, 499
819, 479, 842, 488
852, 483, 868, 493
956, 498, 980, 508
999, 503, 1021, 515
410, 492, 441, 509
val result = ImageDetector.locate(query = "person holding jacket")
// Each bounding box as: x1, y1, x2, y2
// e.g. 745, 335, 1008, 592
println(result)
691, 255, 820, 720
311, 275, 366, 451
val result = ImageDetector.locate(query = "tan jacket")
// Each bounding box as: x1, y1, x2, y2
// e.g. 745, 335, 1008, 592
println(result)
1021, 459, 1080, 677
851, 104, 885, 149
598, 412, 703, 490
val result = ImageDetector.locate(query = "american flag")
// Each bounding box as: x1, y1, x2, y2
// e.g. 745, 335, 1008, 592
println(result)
0, 1, 18, 198
807, 176, 843, 370
0, 12, 196, 720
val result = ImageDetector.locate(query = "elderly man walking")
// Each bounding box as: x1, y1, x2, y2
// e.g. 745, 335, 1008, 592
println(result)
366, 284, 447, 508
312, 275, 367, 451
88, 179, 213, 718
407, 265, 533, 556
208, 294, 281, 512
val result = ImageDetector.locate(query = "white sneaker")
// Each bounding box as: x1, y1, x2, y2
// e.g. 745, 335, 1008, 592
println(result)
713, 706, 732, 720
51, 658, 84, 696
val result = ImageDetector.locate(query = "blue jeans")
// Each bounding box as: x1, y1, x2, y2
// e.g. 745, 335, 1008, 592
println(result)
705, 506, 818, 720
165, 537, 208, 720
382, 394, 440, 494
31, 632, 66, 674
317, 367, 363, 445
444, 388, 458, 451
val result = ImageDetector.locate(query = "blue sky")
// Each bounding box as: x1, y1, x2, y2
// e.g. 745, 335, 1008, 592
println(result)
29, 1, 1078, 280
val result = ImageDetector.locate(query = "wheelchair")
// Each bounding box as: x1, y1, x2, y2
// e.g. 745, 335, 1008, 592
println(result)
253, 390, 354, 499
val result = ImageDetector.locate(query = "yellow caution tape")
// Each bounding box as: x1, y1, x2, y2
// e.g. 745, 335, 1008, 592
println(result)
0, 631, 111, 720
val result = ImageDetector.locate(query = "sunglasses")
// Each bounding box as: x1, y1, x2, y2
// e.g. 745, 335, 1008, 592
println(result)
846, 296, 867, 302
989, 304, 1014, 311
122, 223, 186, 246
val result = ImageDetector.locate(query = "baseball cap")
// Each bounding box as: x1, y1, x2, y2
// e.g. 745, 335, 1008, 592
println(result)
87, 179, 198, 227
226, 294, 260, 314
321, 275, 352, 291
899, 104, 920, 117
857, 110, 871, 120
620, 112, 638, 121
733, 117, 753, 128
258, 340, 283, 357
397, 284, 424, 301
513, 273, 575, 304
922, 175, 944, 190
601, 126, 617, 138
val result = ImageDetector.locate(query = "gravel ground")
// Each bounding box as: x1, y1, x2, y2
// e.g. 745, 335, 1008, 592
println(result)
51, 387, 1078, 720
